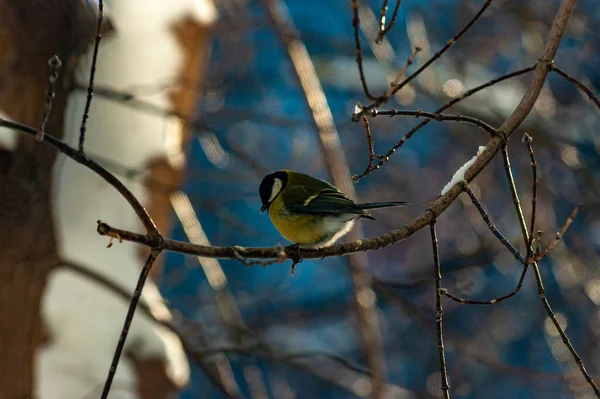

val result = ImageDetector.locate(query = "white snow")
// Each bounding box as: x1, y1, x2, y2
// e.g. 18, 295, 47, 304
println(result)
440, 146, 487, 195
37, 1, 217, 398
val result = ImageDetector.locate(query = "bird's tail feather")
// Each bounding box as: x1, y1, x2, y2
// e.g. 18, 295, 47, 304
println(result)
357, 201, 410, 210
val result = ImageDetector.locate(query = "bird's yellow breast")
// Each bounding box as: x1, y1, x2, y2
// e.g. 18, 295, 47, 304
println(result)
268, 195, 329, 245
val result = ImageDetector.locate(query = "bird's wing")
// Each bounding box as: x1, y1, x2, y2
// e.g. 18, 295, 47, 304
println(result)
283, 185, 363, 215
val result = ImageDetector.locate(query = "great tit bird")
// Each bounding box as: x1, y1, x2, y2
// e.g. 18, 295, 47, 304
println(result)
259, 170, 408, 248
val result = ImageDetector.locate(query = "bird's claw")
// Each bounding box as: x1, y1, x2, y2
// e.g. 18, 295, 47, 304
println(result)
286, 244, 303, 275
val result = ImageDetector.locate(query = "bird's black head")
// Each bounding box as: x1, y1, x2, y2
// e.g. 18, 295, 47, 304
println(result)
259, 170, 288, 213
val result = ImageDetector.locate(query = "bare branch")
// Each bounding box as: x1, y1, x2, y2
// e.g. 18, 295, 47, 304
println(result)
375, 0, 402, 44
501, 144, 530, 246
78, 0, 105, 153
353, 0, 492, 120
353, 66, 536, 181
441, 264, 528, 306
528, 239, 599, 397
384, 46, 421, 98
522, 133, 538, 254
499, 73, 600, 397
352, 104, 383, 181
550, 64, 600, 110
369, 108, 500, 136
351, 0, 384, 101
430, 221, 450, 399
37, 55, 62, 141
462, 184, 526, 263
100, 250, 161, 399
528, 208, 578, 264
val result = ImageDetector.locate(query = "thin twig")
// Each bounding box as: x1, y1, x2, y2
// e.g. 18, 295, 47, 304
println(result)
550, 64, 600, 110
376, 0, 402, 45
100, 249, 162, 399
430, 221, 451, 399
541, 274, 598, 391
501, 145, 529, 246
535, 230, 543, 256
386, 0, 491, 98
528, 208, 578, 264
351, 1, 416, 103
353, 104, 383, 181
376, 0, 389, 43
441, 262, 528, 305
383, 46, 421, 99
351, 0, 384, 101
353, 0, 492, 120
370, 108, 499, 136
78, 0, 104, 152
353, 66, 536, 181
37, 55, 62, 141
529, 250, 600, 397
522, 133, 537, 253
462, 184, 526, 263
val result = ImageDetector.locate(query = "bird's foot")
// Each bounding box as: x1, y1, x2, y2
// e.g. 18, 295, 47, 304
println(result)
285, 243, 303, 275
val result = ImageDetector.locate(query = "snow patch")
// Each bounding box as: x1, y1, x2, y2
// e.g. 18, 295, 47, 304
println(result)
440, 146, 487, 195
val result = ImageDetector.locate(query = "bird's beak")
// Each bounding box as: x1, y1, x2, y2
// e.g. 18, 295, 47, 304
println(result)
260, 204, 268, 213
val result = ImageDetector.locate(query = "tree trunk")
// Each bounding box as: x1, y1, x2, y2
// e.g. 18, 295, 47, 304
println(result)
0, 0, 95, 395
0, 87, 64, 398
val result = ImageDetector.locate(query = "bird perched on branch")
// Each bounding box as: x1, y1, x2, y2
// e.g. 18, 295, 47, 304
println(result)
259, 170, 408, 248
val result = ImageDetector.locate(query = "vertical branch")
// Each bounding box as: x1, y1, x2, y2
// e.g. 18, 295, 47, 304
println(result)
502, 143, 600, 397
501, 145, 530, 246
430, 221, 450, 399
100, 249, 162, 399
522, 133, 537, 253
78, 0, 104, 153
376, 0, 401, 44
36, 55, 62, 141
353, 104, 381, 181
376, 0, 389, 39
529, 257, 599, 397
263, 1, 388, 397
351, 0, 383, 101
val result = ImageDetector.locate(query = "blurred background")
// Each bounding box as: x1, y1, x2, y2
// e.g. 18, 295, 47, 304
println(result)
1, 0, 599, 398
163, 0, 600, 398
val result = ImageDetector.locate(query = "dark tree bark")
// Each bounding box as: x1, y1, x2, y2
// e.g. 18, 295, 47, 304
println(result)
0, 1, 95, 396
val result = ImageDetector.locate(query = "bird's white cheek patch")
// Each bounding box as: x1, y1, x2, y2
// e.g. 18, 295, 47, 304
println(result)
268, 178, 283, 202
